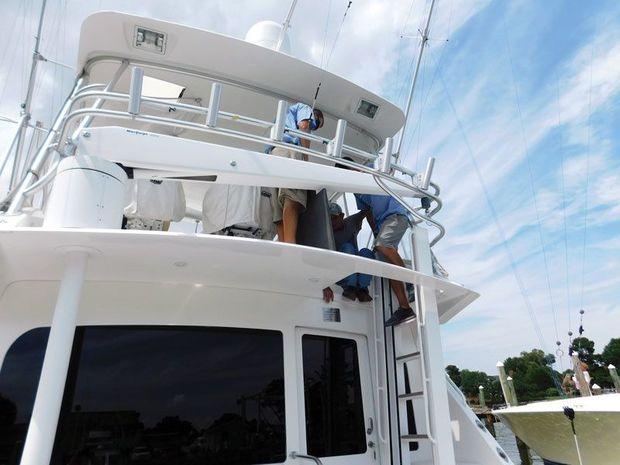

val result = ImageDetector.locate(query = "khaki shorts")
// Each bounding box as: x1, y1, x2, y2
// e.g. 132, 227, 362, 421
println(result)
375, 214, 410, 250
270, 147, 307, 223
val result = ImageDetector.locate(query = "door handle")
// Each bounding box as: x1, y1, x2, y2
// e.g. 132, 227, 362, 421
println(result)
290, 451, 323, 465
367, 417, 374, 435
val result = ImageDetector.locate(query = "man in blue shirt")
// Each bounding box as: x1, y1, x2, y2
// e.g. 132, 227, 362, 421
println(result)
355, 193, 415, 326
327, 202, 374, 302
270, 103, 324, 243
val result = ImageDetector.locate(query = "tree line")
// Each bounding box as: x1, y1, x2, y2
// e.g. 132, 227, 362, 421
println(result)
445, 337, 620, 405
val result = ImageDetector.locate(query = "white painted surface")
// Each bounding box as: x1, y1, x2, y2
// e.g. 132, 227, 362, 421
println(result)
77, 11, 404, 143
18, 250, 89, 465
411, 226, 456, 465
43, 155, 127, 228
75, 126, 422, 201
0, 228, 476, 322
494, 394, 620, 465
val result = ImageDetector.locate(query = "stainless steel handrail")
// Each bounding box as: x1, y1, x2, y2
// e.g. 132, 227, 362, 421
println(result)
6, 76, 446, 245
374, 175, 445, 246
61, 90, 436, 197
83, 55, 383, 151
56, 106, 441, 206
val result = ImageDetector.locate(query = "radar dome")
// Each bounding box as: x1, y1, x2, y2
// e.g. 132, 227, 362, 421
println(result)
245, 20, 291, 54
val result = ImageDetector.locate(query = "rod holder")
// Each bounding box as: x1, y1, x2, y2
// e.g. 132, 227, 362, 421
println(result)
206, 82, 222, 128
330, 119, 347, 158
378, 137, 393, 173
421, 157, 435, 190
127, 67, 144, 115
271, 100, 289, 141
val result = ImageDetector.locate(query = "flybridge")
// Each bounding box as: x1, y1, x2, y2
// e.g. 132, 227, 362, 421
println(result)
3, 41, 446, 245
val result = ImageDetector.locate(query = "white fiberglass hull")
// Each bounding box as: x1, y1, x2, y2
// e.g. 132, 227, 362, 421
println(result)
494, 393, 620, 465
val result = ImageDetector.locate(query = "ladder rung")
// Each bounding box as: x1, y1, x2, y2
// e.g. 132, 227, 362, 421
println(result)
401, 434, 429, 441
398, 391, 424, 401
396, 351, 421, 363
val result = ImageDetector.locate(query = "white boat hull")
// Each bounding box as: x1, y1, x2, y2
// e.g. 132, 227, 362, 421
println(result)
494, 394, 620, 465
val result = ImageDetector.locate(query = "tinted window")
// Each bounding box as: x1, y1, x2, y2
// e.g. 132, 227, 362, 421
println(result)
0, 328, 49, 465
0, 327, 285, 465
302, 335, 366, 457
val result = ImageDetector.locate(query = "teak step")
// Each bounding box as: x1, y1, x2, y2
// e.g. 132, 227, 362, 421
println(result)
398, 391, 424, 401
401, 434, 429, 441
396, 351, 421, 363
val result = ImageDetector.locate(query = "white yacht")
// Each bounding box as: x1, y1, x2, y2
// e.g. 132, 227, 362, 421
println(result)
494, 392, 620, 465
0, 11, 512, 465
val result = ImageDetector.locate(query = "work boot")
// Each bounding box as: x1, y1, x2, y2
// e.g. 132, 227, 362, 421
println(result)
342, 286, 357, 301
356, 288, 373, 302
385, 307, 416, 327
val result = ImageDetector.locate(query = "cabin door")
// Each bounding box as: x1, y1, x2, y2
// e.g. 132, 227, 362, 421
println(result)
295, 328, 378, 465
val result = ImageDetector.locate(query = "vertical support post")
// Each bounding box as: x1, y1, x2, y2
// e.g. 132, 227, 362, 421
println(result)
127, 67, 144, 115
10, 0, 48, 190
506, 377, 518, 405
330, 119, 347, 158
572, 354, 592, 397
411, 226, 456, 465
420, 157, 435, 190
19, 249, 90, 465
609, 364, 620, 392
0, 115, 28, 189
484, 414, 496, 438
7, 76, 85, 215
206, 82, 222, 128
499, 372, 532, 465
377, 137, 393, 173
496, 361, 514, 406
271, 100, 289, 141
478, 385, 486, 408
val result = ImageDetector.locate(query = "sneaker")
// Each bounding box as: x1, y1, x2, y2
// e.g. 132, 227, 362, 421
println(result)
385, 307, 416, 327
356, 288, 373, 302
342, 286, 357, 301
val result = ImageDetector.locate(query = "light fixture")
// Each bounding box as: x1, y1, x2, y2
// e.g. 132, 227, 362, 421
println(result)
356, 99, 379, 119
134, 26, 167, 54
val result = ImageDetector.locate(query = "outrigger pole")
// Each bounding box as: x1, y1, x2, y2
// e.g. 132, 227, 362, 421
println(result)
9, 0, 48, 190
394, 0, 436, 164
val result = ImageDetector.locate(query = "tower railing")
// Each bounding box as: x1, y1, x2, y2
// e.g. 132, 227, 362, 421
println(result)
3, 62, 445, 245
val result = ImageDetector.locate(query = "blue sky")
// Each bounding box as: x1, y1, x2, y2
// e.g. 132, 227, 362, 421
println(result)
0, 0, 618, 374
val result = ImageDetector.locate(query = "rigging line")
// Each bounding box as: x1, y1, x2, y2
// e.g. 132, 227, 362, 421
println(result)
401, 0, 417, 35
579, 44, 594, 314
0, 4, 28, 106
437, 68, 547, 349
312, 1, 352, 108
319, 0, 333, 69
0, 0, 24, 74
555, 71, 571, 335
324, 1, 352, 70
501, 14, 560, 342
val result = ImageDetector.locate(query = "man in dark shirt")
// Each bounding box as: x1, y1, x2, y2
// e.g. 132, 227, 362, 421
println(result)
327, 202, 374, 302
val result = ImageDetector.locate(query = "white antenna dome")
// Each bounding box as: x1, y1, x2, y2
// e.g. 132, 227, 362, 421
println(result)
245, 20, 291, 54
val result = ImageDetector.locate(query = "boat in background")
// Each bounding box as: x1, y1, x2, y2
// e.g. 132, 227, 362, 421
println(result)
494, 393, 620, 465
